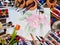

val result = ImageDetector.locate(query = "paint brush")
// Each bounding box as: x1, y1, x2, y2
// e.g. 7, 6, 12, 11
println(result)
23, 2, 36, 14
36, 36, 41, 41
36, 36, 43, 45
30, 33, 38, 45
39, 36, 52, 45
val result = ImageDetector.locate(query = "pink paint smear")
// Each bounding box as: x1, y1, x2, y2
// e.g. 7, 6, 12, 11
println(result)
26, 14, 47, 29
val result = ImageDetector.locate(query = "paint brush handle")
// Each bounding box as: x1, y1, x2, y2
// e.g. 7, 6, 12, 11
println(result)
39, 36, 44, 40
30, 33, 38, 45
23, 3, 36, 14
39, 36, 52, 45
36, 36, 41, 41
36, 36, 43, 45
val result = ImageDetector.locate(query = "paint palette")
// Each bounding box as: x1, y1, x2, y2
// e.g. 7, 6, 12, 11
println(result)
0, 8, 9, 18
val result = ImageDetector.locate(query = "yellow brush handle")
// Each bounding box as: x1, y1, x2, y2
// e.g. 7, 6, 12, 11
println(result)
0, 22, 2, 29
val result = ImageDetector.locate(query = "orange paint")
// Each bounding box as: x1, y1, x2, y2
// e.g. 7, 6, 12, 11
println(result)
15, 24, 21, 30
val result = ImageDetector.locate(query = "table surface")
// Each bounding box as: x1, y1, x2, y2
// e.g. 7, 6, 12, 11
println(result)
0, 7, 51, 40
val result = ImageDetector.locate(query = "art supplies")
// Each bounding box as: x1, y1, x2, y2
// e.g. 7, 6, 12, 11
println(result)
49, 32, 60, 43
51, 8, 60, 17
38, 0, 46, 5
15, 0, 37, 14
47, 35, 59, 45
56, 6, 60, 10
55, 31, 60, 37
0, 9, 9, 18
0, 22, 2, 29
45, 30, 60, 45
46, 0, 57, 8
39, 36, 52, 45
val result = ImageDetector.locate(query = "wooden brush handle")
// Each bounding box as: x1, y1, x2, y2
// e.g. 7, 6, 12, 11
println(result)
26, 0, 37, 10
15, 0, 37, 10
15, 0, 25, 8
46, 0, 57, 8
30, 33, 38, 45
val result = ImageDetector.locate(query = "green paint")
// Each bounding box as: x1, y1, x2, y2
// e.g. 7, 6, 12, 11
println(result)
25, 24, 36, 36
40, 23, 43, 30
20, 15, 26, 21
25, 24, 30, 35
24, 12, 32, 17
27, 24, 30, 30
31, 28, 36, 32
20, 12, 32, 21
26, 24, 36, 33
25, 24, 29, 30
20, 17, 26, 20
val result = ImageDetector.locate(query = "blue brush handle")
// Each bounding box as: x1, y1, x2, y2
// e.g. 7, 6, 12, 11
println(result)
56, 6, 60, 10
38, 0, 46, 5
